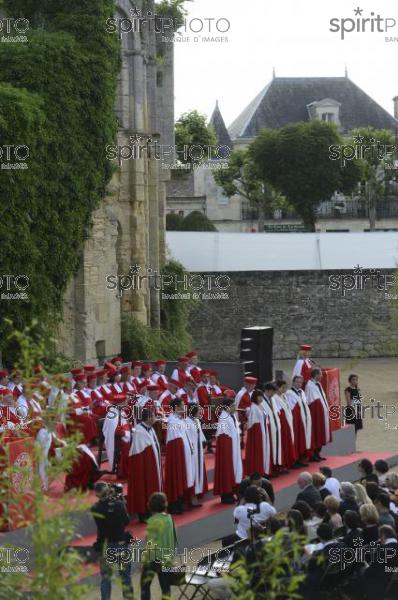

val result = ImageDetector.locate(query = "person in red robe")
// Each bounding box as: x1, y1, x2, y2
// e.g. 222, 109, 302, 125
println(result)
292, 344, 317, 385
213, 390, 243, 504
64, 444, 102, 491
193, 370, 213, 452
235, 376, 257, 449
305, 368, 331, 462
273, 380, 297, 470
127, 407, 162, 522
151, 360, 168, 391
186, 351, 201, 383
71, 373, 97, 444
171, 357, 189, 387
245, 389, 271, 478
285, 376, 312, 469
164, 398, 194, 514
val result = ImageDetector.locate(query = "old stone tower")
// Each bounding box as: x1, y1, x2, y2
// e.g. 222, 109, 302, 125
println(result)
57, 0, 174, 363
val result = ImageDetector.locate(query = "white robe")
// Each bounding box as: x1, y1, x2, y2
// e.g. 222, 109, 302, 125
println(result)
216, 412, 243, 484
184, 417, 206, 494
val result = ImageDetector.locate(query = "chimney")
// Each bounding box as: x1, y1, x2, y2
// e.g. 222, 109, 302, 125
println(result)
393, 96, 398, 119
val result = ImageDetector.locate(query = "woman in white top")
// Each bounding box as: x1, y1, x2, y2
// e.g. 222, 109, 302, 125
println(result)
233, 485, 276, 540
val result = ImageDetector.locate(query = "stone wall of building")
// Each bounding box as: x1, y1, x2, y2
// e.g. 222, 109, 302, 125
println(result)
190, 270, 396, 361
57, 0, 174, 362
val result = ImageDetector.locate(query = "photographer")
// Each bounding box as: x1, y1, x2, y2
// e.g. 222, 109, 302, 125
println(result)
91, 482, 134, 600
233, 485, 276, 542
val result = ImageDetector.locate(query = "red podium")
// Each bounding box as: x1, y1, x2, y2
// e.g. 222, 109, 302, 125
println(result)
1, 436, 35, 531
322, 368, 342, 432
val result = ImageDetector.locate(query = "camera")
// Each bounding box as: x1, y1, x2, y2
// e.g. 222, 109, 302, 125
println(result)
109, 483, 124, 500
247, 506, 260, 518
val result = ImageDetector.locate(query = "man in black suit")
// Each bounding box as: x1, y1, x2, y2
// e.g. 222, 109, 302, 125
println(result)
295, 472, 322, 509
300, 523, 346, 600
363, 524, 398, 599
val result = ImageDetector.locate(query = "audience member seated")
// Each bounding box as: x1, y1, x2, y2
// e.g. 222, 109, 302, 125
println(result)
324, 495, 343, 532
353, 482, 373, 507
342, 510, 363, 548
312, 472, 331, 501
287, 509, 306, 536
366, 481, 382, 503
358, 458, 379, 485
339, 482, 359, 516
374, 459, 390, 486
359, 503, 380, 545
300, 523, 346, 600
362, 525, 398, 599
320, 466, 341, 500
375, 492, 396, 527
292, 501, 320, 541
295, 472, 322, 509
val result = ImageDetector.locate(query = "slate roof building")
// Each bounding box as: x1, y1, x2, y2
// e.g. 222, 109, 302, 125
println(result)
228, 76, 398, 145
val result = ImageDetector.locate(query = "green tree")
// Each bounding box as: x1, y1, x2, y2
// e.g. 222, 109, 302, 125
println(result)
181, 210, 217, 231
249, 121, 363, 231
166, 212, 184, 230
349, 127, 396, 230
175, 110, 217, 167
213, 147, 286, 230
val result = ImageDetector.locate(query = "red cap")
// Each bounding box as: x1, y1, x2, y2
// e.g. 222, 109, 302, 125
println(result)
71, 368, 83, 376
111, 393, 127, 404
300, 344, 312, 351
210, 370, 219, 377
155, 360, 166, 366
177, 357, 189, 364
132, 361, 143, 368
74, 373, 87, 382
96, 369, 107, 377
87, 373, 97, 382
104, 362, 117, 372
120, 365, 131, 374
224, 389, 236, 399
111, 356, 123, 364
0, 370, 9, 378
141, 363, 152, 372
186, 351, 198, 359
83, 364, 96, 372
244, 376, 257, 385
201, 370, 210, 377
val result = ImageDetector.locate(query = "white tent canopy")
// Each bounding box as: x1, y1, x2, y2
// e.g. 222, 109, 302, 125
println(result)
166, 232, 398, 272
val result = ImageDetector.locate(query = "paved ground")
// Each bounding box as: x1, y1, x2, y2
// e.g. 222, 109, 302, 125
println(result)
84, 357, 398, 599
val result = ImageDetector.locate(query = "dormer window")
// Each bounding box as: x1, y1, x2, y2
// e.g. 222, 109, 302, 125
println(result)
307, 98, 341, 129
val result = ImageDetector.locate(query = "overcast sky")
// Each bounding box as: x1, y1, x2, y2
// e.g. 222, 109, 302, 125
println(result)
173, 0, 398, 127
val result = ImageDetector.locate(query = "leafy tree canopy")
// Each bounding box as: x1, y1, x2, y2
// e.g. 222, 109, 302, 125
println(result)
175, 110, 217, 166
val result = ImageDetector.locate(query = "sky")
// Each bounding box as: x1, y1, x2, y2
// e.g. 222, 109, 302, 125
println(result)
172, 0, 398, 127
